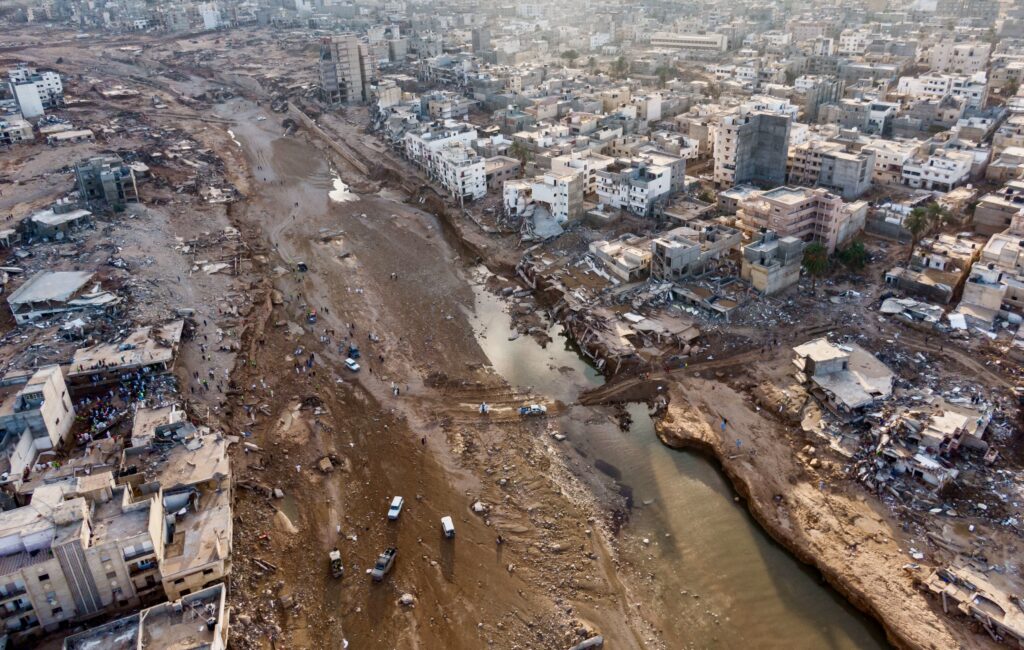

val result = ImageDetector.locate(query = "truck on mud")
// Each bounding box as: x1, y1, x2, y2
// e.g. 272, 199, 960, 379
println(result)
371, 547, 397, 582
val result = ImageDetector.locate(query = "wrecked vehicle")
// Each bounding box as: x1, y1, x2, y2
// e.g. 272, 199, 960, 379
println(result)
329, 548, 344, 578
516, 407, 548, 417
370, 547, 397, 582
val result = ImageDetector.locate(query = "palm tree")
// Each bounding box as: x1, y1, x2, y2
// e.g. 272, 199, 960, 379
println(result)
904, 202, 950, 263
802, 242, 829, 290
509, 141, 530, 177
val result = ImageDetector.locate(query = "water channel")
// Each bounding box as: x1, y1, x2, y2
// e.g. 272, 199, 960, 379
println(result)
467, 274, 889, 649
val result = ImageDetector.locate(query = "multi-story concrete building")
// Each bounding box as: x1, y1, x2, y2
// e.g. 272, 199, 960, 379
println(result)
901, 150, 974, 192
650, 222, 742, 281
788, 140, 875, 199
595, 160, 672, 217
974, 181, 1024, 235
61, 583, 229, 650
318, 34, 377, 105
436, 142, 487, 202
403, 121, 478, 173
74, 156, 139, 210
0, 115, 33, 146
896, 72, 989, 110
713, 111, 792, 188
862, 138, 928, 185
837, 28, 871, 55
503, 171, 584, 224
0, 365, 74, 461
0, 476, 163, 644
924, 39, 991, 74
737, 186, 867, 254
649, 32, 728, 53
551, 150, 615, 195
8, 64, 62, 118
741, 230, 806, 294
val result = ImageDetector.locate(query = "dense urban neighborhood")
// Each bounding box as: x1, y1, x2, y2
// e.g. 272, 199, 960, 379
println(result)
1, 0, 1024, 648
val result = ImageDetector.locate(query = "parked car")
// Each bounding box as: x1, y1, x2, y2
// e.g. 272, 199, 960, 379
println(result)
345, 358, 360, 372
387, 496, 404, 520
441, 516, 455, 539
370, 547, 397, 582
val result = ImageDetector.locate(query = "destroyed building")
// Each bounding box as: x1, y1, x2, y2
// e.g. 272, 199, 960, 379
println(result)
924, 566, 1024, 647
119, 409, 231, 602
67, 321, 183, 387
741, 229, 806, 295
884, 234, 983, 305
74, 156, 139, 211
793, 338, 894, 419
61, 583, 229, 650
318, 34, 377, 105
6, 271, 120, 325
0, 366, 75, 484
22, 207, 93, 241
649, 222, 741, 281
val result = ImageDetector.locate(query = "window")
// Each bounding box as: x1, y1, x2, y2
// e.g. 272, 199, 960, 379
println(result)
173, 578, 185, 585
38, 574, 49, 582
51, 607, 63, 616
106, 571, 117, 580
202, 568, 215, 576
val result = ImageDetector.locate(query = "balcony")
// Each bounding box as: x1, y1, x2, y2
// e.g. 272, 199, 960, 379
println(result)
0, 587, 27, 603
1, 601, 34, 618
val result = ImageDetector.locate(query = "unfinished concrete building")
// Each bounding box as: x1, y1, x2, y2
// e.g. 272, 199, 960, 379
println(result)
74, 156, 139, 211
319, 34, 377, 105
741, 230, 806, 294
650, 222, 741, 281
714, 111, 791, 188
737, 186, 867, 254
787, 140, 875, 200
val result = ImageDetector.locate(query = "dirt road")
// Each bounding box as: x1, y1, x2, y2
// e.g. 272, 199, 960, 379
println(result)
218, 97, 653, 650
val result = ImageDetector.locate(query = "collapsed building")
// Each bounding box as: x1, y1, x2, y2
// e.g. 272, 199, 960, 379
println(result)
793, 338, 895, 420
6, 271, 120, 325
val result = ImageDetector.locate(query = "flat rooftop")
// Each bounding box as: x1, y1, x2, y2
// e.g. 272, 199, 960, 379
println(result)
7, 271, 93, 305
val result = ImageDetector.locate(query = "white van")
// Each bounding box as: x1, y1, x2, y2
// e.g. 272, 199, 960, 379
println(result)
441, 516, 455, 538
387, 496, 404, 520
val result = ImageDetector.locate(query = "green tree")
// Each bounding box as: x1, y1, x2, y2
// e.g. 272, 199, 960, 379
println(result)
904, 202, 951, 262
508, 141, 531, 177
837, 240, 869, 271
802, 242, 829, 290
655, 64, 675, 88
587, 56, 597, 71
612, 55, 629, 78
561, 49, 580, 66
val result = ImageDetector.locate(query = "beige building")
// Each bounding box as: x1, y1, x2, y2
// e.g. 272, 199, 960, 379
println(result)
0, 365, 75, 477
0, 475, 163, 643
62, 583, 229, 650
120, 410, 232, 601
737, 186, 867, 254
741, 230, 806, 295
974, 180, 1024, 235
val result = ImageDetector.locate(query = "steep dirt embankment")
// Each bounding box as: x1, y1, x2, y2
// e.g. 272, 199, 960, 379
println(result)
655, 378, 993, 650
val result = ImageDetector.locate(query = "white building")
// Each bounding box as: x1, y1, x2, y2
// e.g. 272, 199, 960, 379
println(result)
649, 32, 728, 53
596, 161, 672, 216
403, 121, 478, 174
925, 39, 991, 75
902, 150, 974, 191
8, 64, 62, 117
838, 29, 871, 55
896, 72, 989, 110
503, 171, 582, 224
436, 142, 486, 201
551, 150, 615, 195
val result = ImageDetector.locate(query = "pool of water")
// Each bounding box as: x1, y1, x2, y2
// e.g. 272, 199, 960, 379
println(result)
467, 274, 888, 649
